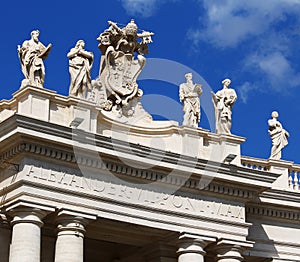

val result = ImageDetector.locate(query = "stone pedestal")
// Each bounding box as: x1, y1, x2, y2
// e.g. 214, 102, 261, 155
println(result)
177, 233, 215, 262
9, 208, 47, 262
268, 159, 293, 190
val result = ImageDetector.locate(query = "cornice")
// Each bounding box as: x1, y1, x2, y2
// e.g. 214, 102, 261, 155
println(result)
260, 189, 300, 201
0, 114, 279, 199
0, 141, 258, 200
246, 204, 300, 221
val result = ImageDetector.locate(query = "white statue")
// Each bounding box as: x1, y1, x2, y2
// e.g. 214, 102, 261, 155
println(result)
17, 30, 52, 88
212, 79, 237, 134
268, 111, 289, 160
67, 40, 94, 98
179, 73, 202, 128
96, 19, 154, 110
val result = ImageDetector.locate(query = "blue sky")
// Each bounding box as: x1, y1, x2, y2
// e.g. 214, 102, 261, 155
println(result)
1, 0, 300, 163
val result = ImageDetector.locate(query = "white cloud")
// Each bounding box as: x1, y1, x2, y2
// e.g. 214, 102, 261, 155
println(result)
120, 0, 170, 17
120, 0, 157, 17
189, 0, 300, 101
246, 52, 300, 92
238, 82, 257, 103
193, 0, 300, 48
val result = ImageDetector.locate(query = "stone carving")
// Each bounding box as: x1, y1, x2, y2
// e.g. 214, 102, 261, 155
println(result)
95, 19, 154, 120
268, 111, 289, 160
179, 73, 202, 128
17, 30, 52, 88
212, 79, 237, 134
67, 40, 94, 98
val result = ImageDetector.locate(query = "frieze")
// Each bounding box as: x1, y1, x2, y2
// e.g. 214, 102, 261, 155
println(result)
25, 165, 245, 222
0, 142, 256, 200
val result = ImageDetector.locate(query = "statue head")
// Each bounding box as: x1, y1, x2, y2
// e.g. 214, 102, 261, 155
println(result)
222, 78, 231, 88
30, 30, 40, 41
75, 40, 85, 49
124, 19, 138, 36
185, 73, 193, 81
271, 111, 279, 119
97, 32, 111, 46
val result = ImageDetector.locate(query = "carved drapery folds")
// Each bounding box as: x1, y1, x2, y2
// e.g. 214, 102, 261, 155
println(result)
212, 79, 237, 135
18, 30, 52, 89
268, 111, 289, 160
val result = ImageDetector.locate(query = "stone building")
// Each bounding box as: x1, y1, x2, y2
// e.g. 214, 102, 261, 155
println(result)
0, 20, 300, 262
0, 85, 299, 262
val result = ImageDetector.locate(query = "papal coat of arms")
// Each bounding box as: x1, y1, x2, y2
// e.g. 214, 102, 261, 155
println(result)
94, 19, 153, 120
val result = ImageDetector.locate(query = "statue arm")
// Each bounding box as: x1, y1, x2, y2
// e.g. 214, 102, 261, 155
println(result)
67, 48, 79, 59
195, 84, 202, 95
137, 31, 154, 38
284, 129, 290, 138
18, 41, 29, 56
211, 91, 219, 104
108, 21, 123, 34
79, 49, 94, 60
179, 85, 185, 101
268, 120, 283, 135
225, 90, 237, 106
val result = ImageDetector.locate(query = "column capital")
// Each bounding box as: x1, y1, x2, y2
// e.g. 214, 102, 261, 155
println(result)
212, 239, 253, 262
7, 202, 54, 262
177, 233, 216, 256
5, 201, 54, 227
55, 209, 97, 238
54, 210, 95, 262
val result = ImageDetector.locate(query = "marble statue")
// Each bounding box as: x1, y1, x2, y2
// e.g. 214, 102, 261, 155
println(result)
96, 19, 154, 112
212, 79, 237, 134
67, 40, 94, 98
179, 73, 202, 128
17, 30, 52, 88
268, 111, 289, 160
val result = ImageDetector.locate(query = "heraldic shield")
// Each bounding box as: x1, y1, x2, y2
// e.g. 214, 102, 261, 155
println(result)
103, 46, 146, 106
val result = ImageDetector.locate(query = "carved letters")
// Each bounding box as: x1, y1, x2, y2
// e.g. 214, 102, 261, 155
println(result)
25, 165, 245, 220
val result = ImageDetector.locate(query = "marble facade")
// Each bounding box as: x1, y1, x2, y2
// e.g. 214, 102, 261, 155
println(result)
0, 86, 299, 261
0, 19, 299, 262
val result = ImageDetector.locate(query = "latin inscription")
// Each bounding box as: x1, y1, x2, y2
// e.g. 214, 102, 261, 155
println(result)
25, 165, 245, 220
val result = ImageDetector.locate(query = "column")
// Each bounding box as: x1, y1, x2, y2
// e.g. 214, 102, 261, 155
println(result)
177, 233, 215, 262
0, 214, 11, 262
54, 210, 96, 262
213, 239, 253, 262
9, 208, 47, 262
